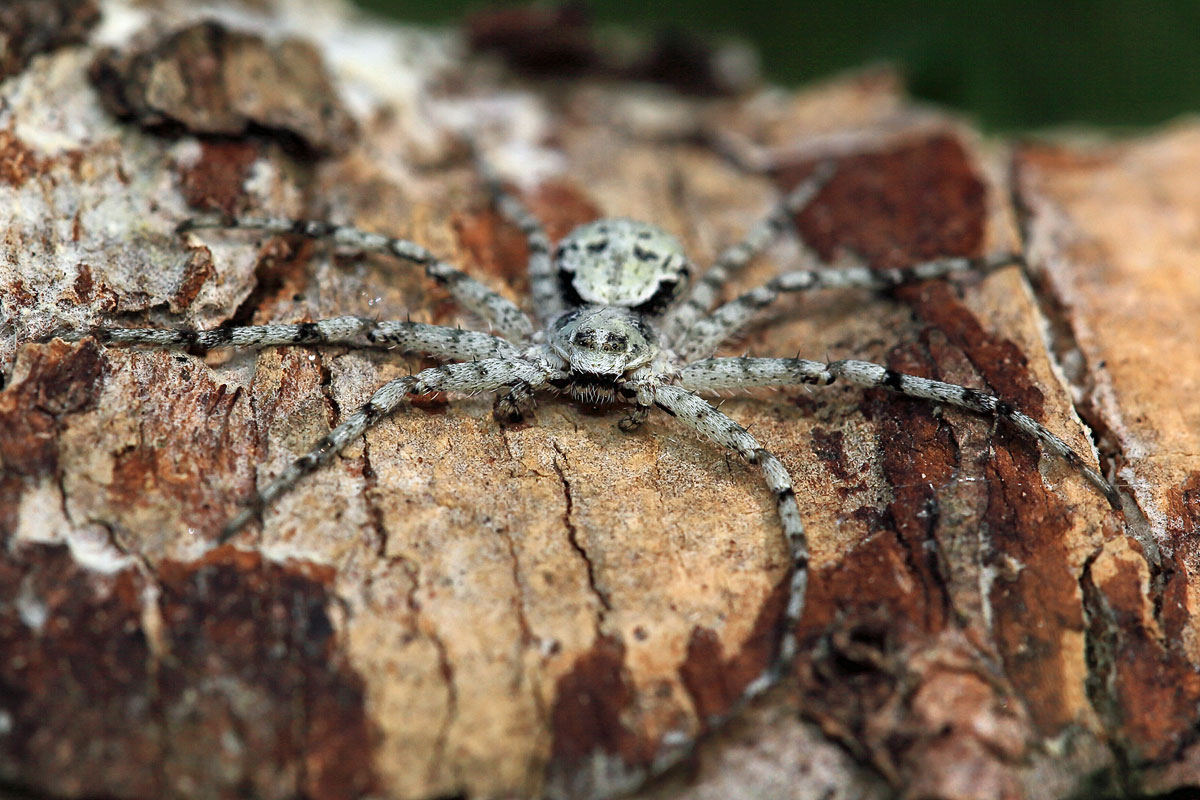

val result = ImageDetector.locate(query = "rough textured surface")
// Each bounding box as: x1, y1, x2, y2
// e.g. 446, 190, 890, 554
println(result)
0, 1, 1195, 799
0, 0, 100, 83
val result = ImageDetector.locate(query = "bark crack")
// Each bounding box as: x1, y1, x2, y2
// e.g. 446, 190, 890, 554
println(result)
359, 435, 389, 558
392, 554, 458, 787
549, 440, 612, 617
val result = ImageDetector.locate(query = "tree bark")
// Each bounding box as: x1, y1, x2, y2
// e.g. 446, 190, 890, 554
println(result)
1, 2, 1197, 799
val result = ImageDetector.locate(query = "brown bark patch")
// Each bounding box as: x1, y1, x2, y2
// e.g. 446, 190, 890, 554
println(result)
786, 133, 987, 268
178, 138, 260, 216
0, 543, 374, 799
1168, 471, 1200, 567
1089, 554, 1200, 762
0, 340, 103, 479
0, 544, 159, 797
0, 128, 48, 187
547, 634, 652, 797
103, 356, 259, 536
154, 549, 375, 800
0, 476, 20, 538
902, 281, 1045, 416
168, 244, 218, 312
530, 180, 605, 240
0, 0, 100, 82
454, 179, 599, 287
229, 237, 316, 325
982, 437, 1083, 736
680, 574, 785, 722
69, 263, 117, 311
89, 20, 355, 155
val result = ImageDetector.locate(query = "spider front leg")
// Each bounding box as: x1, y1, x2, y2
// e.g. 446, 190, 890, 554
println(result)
678, 356, 1119, 507
826, 359, 1119, 507
222, 357, 553, 541
51, 316, 519, 361
674, 253, 1020, 360
179, 214, 534, 343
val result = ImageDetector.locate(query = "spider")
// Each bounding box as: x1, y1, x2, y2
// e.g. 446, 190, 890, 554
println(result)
52, 153, 1118, 789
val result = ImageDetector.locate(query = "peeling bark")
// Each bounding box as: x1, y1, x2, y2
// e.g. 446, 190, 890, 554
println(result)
1, 1, 1196, 799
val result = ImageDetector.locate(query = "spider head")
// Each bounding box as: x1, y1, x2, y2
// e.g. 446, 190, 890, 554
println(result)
552, 307, 657, 377
555, 219, 690, 313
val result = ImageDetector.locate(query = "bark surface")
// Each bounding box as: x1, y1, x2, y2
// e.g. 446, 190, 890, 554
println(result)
1, 2, 1197, 799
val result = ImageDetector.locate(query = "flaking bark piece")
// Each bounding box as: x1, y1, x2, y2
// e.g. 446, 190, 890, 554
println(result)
88, 19, 355, 156
1016, 129, 1200, 789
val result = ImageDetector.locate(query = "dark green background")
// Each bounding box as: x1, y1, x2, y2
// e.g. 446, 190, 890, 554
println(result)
354, 0, 1200, 131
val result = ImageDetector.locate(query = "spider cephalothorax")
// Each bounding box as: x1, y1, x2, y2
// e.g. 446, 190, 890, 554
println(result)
54, 156, 1119, 796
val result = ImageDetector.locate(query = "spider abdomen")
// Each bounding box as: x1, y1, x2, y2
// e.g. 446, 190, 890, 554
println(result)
554, 218, 691, 310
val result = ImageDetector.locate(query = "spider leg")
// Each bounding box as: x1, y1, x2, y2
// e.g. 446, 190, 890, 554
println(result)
651, 383, 809, 720
673, 253, 1018, 360
677, 355, 834, 391
493, 379, 537, 424
53, 316, 519, 360
662, 161, 835, 341
679, 355, 1119, 508
825, 359, 1119, 507
178, 215, 534, 342
222, 357, 553, 541
476, 158, 564, 326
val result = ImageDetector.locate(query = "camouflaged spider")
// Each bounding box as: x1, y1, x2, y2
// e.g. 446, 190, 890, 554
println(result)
55, 155, 1118, 791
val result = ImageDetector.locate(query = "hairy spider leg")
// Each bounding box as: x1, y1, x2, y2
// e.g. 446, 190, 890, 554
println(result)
676, 253, 1019, 361
222, 357, 555, 540
179, 215, 534, 342
663, 161, 836, 341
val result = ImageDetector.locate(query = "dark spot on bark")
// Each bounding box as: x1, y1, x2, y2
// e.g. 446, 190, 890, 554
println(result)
0, 476, 21, 540
0, 543, 378, 798
810, 427, 853, 482
0, 0, 100, 82
625, 28, 755, 95
466, 4, 756, 95
0, 544, 158, 797
466, 4, 597, 76
680, 573, 785, 723
168, 245, 217, 313
178, 139, 259, 216
546, 634, 652, 799
0, 339, 103, 479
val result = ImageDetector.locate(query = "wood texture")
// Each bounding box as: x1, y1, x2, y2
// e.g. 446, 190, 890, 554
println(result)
0, 2, 1195, 799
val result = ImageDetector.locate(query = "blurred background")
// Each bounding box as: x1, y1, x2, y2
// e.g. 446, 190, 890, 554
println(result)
353, 0, 1200, 131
